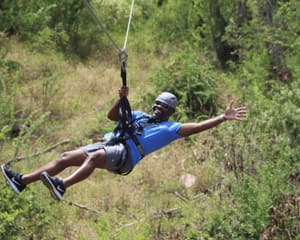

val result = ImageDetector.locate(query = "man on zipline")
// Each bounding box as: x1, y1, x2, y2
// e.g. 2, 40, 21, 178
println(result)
1, 86, 247, 200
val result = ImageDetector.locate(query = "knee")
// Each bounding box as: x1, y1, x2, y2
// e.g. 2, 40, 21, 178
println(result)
55, 152, 72, 167
87, 151, 105, 168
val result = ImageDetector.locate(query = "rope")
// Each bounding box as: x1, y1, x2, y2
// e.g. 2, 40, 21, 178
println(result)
119, 0, 134, 85
123, 0, 135, 50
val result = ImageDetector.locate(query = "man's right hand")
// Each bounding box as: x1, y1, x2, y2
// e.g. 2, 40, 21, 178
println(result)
119, 86, 129, 98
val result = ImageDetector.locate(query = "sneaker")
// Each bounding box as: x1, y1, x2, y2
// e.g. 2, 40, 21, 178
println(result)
1, 164, 26, 194
40, 171, 65, 201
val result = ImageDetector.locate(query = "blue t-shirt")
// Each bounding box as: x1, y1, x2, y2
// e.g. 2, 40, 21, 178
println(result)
124, 111, 182, 166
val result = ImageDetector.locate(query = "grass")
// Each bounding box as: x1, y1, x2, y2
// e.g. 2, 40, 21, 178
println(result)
5, 36, 291, 240
1, 40, 224, 239
1, 2, 299, 238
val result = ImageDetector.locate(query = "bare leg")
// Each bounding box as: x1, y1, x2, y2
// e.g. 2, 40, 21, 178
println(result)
21, 149, 87, 185
63, 149, 106, 188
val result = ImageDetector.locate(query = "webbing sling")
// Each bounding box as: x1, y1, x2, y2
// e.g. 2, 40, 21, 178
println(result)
119, 50, 132, 130
118, 50, 145, 159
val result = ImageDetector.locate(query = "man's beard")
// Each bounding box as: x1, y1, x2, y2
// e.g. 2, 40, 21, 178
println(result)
151, 106, 167, 121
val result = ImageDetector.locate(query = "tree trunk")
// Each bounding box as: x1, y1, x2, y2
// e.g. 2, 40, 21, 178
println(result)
262, 0, 292, 82
209, 0, 239, 68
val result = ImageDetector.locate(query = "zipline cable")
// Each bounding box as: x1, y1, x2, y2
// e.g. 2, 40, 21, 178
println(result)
81, 0, 122, 52
81, 0, 135, 59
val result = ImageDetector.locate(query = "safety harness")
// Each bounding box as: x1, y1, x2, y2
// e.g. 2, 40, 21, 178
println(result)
110, 51, 148, 175
112, 112, 160, 175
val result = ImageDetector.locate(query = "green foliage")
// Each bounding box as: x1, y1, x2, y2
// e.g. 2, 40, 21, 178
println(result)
0, 59, 22, 131
268, 82, 300, 148
0, 0, 300, 239
12, 112, 50, 159
148, 0, 199, 43
200, 158, 299, 239
147, 49, 218, 122
29, 63, 63, 114
0, 52, 62, 142
0, 0, 131, 58
31, 26, 57, 52
0, 186, 56, 240
204, 79, 300, 239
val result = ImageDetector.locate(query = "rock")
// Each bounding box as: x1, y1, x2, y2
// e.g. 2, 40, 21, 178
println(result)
180, 174, 196, 188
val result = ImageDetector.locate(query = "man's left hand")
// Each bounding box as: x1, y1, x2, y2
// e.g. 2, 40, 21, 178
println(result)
224, 100, 247, 121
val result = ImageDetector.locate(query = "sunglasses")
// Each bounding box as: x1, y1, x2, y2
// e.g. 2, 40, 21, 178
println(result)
155, 100, 169, 109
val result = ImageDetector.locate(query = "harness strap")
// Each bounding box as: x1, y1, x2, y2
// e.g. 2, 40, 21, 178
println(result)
129, 116, 160, 158
131, 135, 145, 158
113, 134, 145, 159
113, 114, 153, 159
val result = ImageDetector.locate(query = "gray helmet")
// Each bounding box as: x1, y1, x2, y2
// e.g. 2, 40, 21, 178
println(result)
155, 92, 178, 111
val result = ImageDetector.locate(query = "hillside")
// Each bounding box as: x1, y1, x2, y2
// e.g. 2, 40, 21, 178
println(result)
1, 1, 300, 239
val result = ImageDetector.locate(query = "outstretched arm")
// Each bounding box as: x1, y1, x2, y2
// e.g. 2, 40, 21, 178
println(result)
178, 100, 247, 137
107, 86, 129, 121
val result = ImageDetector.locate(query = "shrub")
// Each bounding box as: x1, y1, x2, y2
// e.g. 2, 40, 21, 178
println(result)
147, 49, 218, 122
0, 186, 56, 240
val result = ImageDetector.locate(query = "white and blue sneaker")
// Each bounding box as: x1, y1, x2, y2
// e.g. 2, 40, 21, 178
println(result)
40, 171, 65, 201
1, 164, 26, 193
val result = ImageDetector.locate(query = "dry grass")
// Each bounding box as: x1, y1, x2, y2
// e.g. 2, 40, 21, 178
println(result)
1, 41, 224, 239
